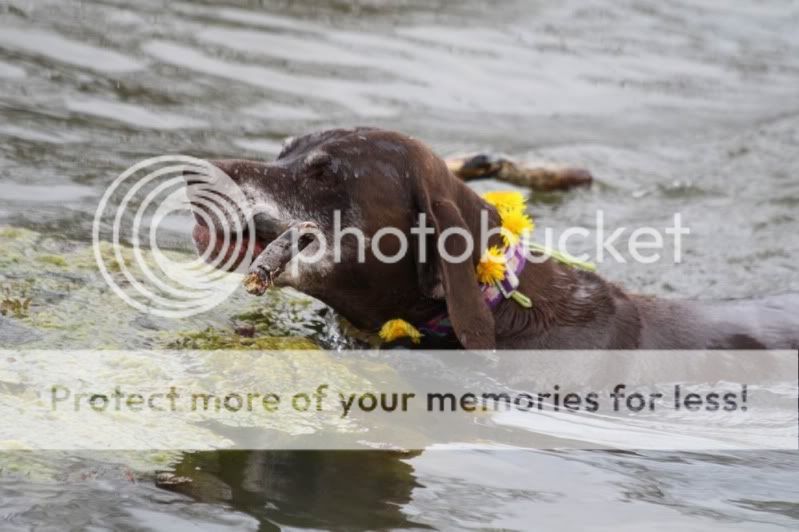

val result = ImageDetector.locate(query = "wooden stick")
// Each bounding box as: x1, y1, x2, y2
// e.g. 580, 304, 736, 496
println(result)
445, 154, 592, 191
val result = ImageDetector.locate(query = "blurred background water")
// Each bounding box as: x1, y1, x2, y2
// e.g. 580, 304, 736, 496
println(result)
0, 0, 798, 530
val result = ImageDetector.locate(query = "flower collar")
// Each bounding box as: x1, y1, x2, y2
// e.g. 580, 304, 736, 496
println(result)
379, 190, 594, 345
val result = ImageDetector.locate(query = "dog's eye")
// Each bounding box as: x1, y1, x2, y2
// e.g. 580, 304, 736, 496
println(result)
304, 151, 330, 167
302, 151, 333, 178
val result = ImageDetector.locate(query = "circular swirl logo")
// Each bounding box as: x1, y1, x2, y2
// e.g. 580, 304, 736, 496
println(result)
92, 155, 256, 318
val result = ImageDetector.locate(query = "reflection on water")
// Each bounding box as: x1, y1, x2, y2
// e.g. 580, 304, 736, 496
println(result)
1, 0, 798, 529
165, 451, 425, 530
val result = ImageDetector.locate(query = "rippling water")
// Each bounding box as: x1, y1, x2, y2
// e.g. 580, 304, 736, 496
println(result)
1, 0, 798, 530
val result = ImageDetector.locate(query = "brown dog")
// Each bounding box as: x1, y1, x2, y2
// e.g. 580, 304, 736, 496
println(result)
188, 127, 798, 350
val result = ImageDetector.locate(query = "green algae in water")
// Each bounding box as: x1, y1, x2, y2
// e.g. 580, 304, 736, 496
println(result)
0, 348, 378, 452
1, 285, 32, 319
0, 226, 405, 477
167, 326, 318, 350
0, 227, 25, 239
0, 226, 415, 482
0, 226, 349, 349
35, 255, 68, 268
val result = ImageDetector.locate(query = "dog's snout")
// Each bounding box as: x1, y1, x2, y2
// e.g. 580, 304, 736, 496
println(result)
252, 212, 285, 243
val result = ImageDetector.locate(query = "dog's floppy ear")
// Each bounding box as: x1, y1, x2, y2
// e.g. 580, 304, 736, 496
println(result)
415, 194, 496, 350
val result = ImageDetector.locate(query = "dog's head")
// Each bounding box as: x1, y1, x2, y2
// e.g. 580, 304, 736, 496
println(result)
187, 128, 499, 348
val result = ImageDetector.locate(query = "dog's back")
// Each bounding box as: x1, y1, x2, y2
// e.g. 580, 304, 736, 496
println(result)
637, 293, 799, 350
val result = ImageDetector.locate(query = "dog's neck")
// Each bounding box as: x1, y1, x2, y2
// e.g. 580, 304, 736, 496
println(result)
441, 182, 641, 348
495, 257, 642, 348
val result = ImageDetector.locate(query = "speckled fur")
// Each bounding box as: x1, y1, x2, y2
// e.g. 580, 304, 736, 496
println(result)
191, 128, 799, 350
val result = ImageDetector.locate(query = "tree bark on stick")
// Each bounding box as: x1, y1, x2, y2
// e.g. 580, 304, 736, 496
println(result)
445, 154, 592, 191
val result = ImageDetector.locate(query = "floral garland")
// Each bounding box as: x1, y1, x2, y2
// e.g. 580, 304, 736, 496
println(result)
379, 190, 594, 344
379, 319, 423, 344
475, 190, 534, 288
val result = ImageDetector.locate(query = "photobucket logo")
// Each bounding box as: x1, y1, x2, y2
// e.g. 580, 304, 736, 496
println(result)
253, 208, 690, 288
92, 156, 256, 318
530, 211, 690, 265
94, 156, 692, 316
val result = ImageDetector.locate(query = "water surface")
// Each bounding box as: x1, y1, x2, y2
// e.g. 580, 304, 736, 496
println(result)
1, 0, 798, 529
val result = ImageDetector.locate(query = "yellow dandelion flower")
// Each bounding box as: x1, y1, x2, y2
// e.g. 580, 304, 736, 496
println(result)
476, 246, 507, 284
379, 319, 422, 344
482, 190, 526, 213
500, 209, 534, 245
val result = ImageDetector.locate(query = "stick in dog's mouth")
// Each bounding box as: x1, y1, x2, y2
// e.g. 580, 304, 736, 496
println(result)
243, 221, 318, 295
